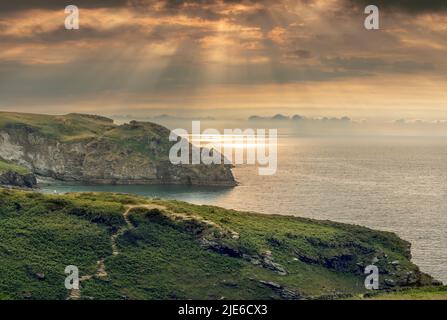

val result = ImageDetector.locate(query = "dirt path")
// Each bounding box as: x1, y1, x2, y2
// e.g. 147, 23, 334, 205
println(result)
68, 204, 166, 300
111, 204, 165, 255
67, 203, 241, 300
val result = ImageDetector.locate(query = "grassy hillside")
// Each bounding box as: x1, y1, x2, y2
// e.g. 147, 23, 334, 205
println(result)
0, 111, 236, 187
0, 188, 437, 300
0, 112, 115, 142
0, 112, 171, 155
365, 286, 447, 300
0, 111, 175, 157
0, 158, 30, 175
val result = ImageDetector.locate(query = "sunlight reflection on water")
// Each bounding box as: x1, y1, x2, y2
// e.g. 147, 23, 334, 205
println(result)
42, 136, 447, 283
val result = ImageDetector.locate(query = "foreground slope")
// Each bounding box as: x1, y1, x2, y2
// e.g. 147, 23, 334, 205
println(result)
365, 286, 447, 300
0, 112, 235, 186
0, 188, 438, 300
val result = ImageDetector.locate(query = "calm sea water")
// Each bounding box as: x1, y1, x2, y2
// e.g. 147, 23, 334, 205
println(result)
42, 136, 447, 283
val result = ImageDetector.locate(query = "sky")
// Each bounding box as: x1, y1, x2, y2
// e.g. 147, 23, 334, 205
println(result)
0, 0, 447, 120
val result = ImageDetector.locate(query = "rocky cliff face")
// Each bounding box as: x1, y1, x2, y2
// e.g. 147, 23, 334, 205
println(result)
0, 113, 236, 186
0, 171, 37, 188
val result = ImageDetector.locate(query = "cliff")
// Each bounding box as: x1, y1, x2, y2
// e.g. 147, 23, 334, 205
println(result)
0, 112, 235, 186
0, 158, 37, 188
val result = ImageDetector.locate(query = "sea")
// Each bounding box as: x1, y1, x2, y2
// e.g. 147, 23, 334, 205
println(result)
42, 136, 447, 283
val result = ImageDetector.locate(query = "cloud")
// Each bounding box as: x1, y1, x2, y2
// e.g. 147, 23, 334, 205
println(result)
0, 0, 447, 119
323, 57, 435, 74
289, 50, 312, 59
0, 0, 130, 13
345, 0, 447, 13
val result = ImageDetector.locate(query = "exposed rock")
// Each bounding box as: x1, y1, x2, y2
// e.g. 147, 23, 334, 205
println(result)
323, 254, 355, 270
177, 211, 288, 276
384, 279, 396, 287
220, 280, 238, 288
0, 171, 37, 188
0, 113, 236, 186
399, 271, 419, 286
200, 238, 242, 258
259, 280, 282, 289
432, 279, 444, 286
258, 280, 302, 300
295, 250, 355, 272
260, 251, 288, 275
35, 273, 45, 280
280, 289, 302, 300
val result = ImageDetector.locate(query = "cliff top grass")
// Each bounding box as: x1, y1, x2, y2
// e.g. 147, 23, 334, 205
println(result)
0, 188, 436, 300
0, 111, 115, 142
0, 158, 30, 175
365, 286, 447, 300
0, 112, 174, 161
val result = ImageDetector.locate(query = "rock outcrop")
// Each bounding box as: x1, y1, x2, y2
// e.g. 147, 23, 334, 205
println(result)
0, 171, 37, 188
0, 112, 236, 186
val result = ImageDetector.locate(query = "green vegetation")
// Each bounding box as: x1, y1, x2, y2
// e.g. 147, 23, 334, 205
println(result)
0, 112, 173, 161
0, 189, 124, 299
0, 158, 30, 175
365, 286, 447, 300
0, 188, 438, 300
0, 111, 235, 186
0, 112, 114, 142
101, 121, 173, 161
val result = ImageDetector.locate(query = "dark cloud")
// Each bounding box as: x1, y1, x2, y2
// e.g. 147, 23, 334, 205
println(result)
130, 0, 259, 21
0, 25, 142, 44
0, 53, 371, 104
0, 0, 130, 12
0, 0, 271, 23
5, 0, 446, 15
291, 50, 312, 59
131, 0, 219, 16
323, 57, 435, 74
0, 0, 446, 113
346, 0, 447, 13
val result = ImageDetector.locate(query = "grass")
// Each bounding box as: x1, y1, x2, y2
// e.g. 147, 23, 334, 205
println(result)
0, 111, 235, 186
0, 158, 30, 175
365, 286, 447, 300
147, 200, 426, 296
0, 189, 125, 299
102, 121, 174, 161
0, 112, 174, 161
0, 189, 439, 300
0, 112, 114, 142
